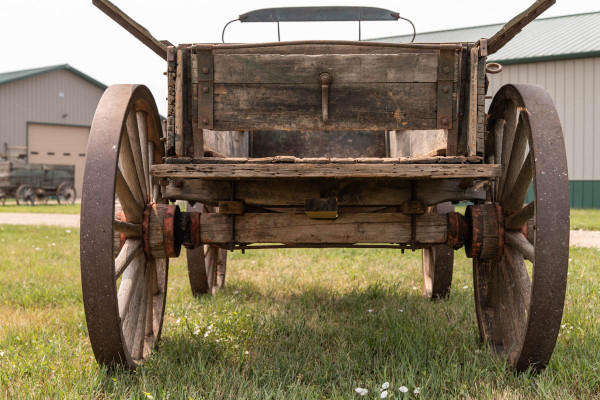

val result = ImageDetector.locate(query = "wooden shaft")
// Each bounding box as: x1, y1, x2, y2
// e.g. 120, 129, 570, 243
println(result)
114, 239, 143, 279
115, 169, 143, 223
504, 202, 534, 230
114, 220, 142, 237
502, 115, 529, 206
499, 102, 518, 198
503, 153, 533, 215
505, 231, 534, 262
118, 131, 145, 208
126, 111, 148, 201
136, 111, 151, 202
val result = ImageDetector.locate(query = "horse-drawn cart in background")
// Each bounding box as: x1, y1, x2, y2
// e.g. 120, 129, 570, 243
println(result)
0, 160, 76, 205
81, 0, 569, 371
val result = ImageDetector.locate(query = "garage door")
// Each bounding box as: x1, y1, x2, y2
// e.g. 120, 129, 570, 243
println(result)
28, 123, 89, 199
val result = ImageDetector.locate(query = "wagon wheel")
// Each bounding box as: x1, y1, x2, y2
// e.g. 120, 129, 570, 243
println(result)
473, 84, 569, 371
186, 203, 228, 296
56, 181, 76, 205
15, 184, 35, 206
422, 202, 454, 299
36, 189, 48, 205
81, 85, 167, 369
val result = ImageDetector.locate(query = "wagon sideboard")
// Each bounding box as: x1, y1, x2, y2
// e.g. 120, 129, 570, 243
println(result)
164, 41, 487, 160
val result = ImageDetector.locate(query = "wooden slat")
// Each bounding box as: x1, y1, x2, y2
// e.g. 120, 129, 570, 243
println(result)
503, 153, 533, 215
152, 162, 501, 180
467, 47, 478, 156
118, 131, 145, 208
114, 220, 142, 238
502, 115, 529, 206
200, 212, 447, 245
117, 253, 144, 319
213, 83, 438, 131
136, 111, 150, 201
126, 111, 148, 201
163, 178, 488, 206
213, 53, 438, 83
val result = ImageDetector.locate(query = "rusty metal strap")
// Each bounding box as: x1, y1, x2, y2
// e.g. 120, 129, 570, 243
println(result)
437, 45, 455, 129
196, 48, 214, 130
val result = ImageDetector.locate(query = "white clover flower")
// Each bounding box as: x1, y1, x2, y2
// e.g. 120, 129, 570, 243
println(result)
399, 386, 408, 393
381, 390, 388, 398
399, 309, 404, 312
65, 229, 71, 233
381, 382, 389, 390
175, 318, 181, 325
367, 309, 373, 313
204, 331, 210, 338
463, 285, 469, 289
355, 387, 368, 396
0, 350, 4, 356
412, 286, 418, 290
414, 387, 420, 394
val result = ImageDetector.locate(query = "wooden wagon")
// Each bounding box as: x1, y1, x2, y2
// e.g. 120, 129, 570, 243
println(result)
81, 0, 569, 372
0, 161, 76, 205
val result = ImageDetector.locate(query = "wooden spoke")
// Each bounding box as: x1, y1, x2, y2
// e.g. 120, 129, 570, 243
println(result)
500, 248, 527, 364
505, 231, 535, 262
492, 119, 504, 199
114, 219, 142, 237
117, 253, 145, 319
131, 266, 150, 360
116, 169, 143, 223
115, 239, 143, 279
122, 271, 146, 355
507, 248, 531, 311
119, 130, 145, 208
498, 102, 518, 192
503, 152, 533, 215
146, 262, 156, 336
126, 110, 148, 202
501, 115, 529, 202
148, 141, 159, 203
136, 111, 151, 201
504, 202, 534, 230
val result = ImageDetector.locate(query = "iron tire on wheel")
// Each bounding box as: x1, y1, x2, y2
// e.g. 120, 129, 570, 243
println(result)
473, 84, 569, 371
56, 181, 76, 205
186, 203, 227, 296
15, 184, 35, 206
81, 84, 168, 369
422, 202, 454, 300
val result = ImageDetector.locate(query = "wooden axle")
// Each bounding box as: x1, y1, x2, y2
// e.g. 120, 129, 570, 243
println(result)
137, 202, 527, 261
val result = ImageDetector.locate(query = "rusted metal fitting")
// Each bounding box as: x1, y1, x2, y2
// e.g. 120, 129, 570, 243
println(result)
176, 211, 202, 249
465, 203, 504, 260
162, 204, 181, 258
446, 211, 469, 249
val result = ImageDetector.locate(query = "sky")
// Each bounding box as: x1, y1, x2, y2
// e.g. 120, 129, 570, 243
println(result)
1, 0, 599, 115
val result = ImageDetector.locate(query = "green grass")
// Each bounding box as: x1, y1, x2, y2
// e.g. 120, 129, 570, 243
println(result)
0, 202, 80, 214
1, 224, 600, 399
570, 209, 600, 231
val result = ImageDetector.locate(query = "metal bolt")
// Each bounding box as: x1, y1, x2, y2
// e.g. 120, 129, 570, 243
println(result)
202, 66, 209, 74
201, 118, 209, 125
203, 86, 209, 93
442, 87, 449, 93
441, 117, 449, 125
443, 66, 450, 74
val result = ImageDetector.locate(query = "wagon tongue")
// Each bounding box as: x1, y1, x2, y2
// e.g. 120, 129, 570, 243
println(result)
92, 0, 171, 61
486, 0, 555, 55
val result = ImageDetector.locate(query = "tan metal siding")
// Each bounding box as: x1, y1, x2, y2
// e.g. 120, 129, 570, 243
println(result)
0, 69, 103, 150
487, 56, 600, 181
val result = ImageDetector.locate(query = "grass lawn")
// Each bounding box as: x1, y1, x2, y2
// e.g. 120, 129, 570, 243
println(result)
0, 202, 80, 214
1, 224, 600, 399
570, 209, 600, 231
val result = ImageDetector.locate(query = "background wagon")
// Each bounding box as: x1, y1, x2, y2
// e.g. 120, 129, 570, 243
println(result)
0, 160, 76, 205
81, 0, 569, 372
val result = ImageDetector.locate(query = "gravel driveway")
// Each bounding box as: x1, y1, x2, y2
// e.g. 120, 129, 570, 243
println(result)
0, 213, 598, 248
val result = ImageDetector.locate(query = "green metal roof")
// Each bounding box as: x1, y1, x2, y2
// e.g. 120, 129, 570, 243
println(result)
374, 11, 600, 64
0, 64, 107, 89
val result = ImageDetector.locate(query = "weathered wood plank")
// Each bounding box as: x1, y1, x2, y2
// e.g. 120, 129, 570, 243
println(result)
203, 130, 250, 158
487, 0, 555, 55
152, 162, 501, 179
162, 178, 488, 206
200, 212, 447, 244
214, 53, 438, 83
251, 130, 386, 158
467, 47, 479, 156
213, 83, 438, 131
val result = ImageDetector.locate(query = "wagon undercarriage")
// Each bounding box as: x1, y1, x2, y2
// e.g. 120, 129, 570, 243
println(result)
81, 0, 568, 373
